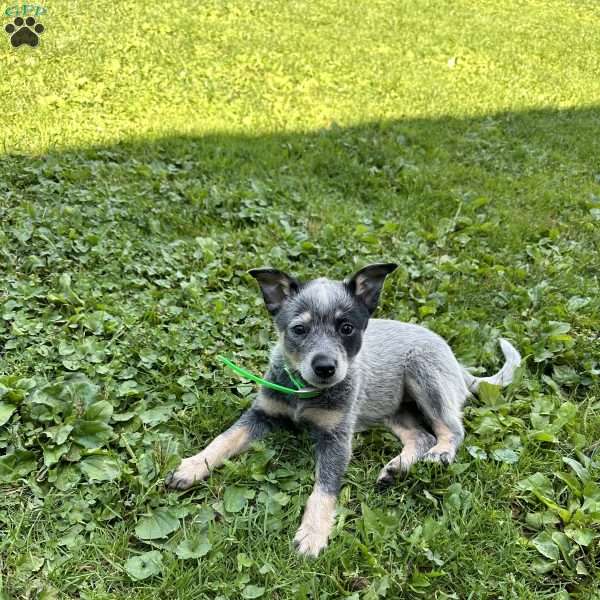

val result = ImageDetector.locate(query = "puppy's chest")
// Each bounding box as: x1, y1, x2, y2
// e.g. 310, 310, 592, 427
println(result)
289, 400, 304, 423
256, 393, 345, 430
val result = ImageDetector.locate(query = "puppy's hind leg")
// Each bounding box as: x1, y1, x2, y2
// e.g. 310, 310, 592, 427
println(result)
376, 407, 436, 487
406, 363, 466, 466
422, 413, 464, 465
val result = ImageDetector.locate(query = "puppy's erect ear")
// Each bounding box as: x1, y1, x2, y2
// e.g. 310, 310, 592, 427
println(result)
345, 263, 398, 314
248, 268, 300, 315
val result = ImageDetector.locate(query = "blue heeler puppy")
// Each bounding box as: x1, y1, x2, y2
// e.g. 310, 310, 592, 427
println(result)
166, 263, 521, 556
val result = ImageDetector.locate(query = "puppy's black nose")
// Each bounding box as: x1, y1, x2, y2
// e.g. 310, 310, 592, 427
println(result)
312, 354, 337, 379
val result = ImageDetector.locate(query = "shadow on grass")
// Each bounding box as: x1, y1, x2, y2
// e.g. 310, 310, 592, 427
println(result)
1, 105, 599, 372
3, 106, 600, 224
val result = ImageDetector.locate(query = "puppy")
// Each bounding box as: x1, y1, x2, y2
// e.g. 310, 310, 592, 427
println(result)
166, 263, 521, 557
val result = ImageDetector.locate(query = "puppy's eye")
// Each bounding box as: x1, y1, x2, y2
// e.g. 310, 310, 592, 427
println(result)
292, 324, 307, 335
340, 322, 354, 336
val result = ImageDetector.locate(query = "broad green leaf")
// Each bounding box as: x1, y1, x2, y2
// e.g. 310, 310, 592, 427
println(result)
45, 424, 73, 445
531, 531, 559, 561
0, 381, 10, 400
0, 402, 17, 426
581, 481, 600, 514
551, 531, 575, 569
29, 384, 67, 412
0, 450, 37, 483
376, 575, 391, 596
259, 563, 276, 575
576, 560, 590, 575
448, 462, 469, 476
409, 570, 431, 589
175, 536, 212, 559
546, 321, 571, 336
531, 558, 555, 574
517, 473, 554, 498
554, 402, 577, 428
135, 507, 180, 540
242, 585, 265, 599
38, 587, 59, 600
118, 380, 142, 397
43, 444, 70, 467
71, 420, 113, 449
491, 448, 519, 464
52, 464, 81, 491
139, 406, 173, 427
58, 273, 83, 305
111, 411, 135, 422
270, 491, 290, 506
467, 446, 487, 460
566, 296, 590, 312
64, 378, 100, 406
478, 382, 502, 405
552, 365, 581, 386
80, 455, 122, 481
562, 457, 588, 482
473, 415, 503, 436
525, 511, 560, 530
84, 400, 114, 422
125, 550, 163, 580
533, 493, 572, 523
196, 506, 215, 524
362, 503, 397, 538
224, 486, 254, 513
237, 552, 253, 569
565, 527, 595, 546
531, 431, 557, 443
554, 471, 581, 497
177, 375, 195, 388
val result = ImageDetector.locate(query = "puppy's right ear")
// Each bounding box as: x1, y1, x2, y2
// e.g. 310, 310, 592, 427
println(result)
248, 268, 300, 316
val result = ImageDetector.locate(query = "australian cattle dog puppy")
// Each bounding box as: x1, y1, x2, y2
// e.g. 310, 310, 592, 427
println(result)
166, 263, 521, 556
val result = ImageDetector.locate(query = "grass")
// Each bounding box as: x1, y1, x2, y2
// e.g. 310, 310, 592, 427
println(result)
1, 0, 599, 598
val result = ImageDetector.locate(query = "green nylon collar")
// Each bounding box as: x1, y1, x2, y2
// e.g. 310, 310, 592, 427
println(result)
217, 355, 320, 398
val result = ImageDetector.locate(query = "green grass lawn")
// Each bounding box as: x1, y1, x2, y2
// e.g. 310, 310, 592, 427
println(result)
1, 0, 600, 598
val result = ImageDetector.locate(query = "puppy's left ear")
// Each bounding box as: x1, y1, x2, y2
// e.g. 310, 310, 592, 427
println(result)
345, 263, 398, 314
248, 268, 300, 316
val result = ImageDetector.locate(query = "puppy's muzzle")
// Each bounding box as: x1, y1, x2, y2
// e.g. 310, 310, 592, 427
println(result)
311, 354, 337, 380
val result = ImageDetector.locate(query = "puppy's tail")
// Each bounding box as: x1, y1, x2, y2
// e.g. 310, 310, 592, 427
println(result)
462, 338, 521, 395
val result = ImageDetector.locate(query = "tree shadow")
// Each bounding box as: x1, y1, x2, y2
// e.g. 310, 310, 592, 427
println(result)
4, 105, 599, 235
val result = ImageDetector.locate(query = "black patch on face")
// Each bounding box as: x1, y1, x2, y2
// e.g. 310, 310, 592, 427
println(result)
334, 300, 370, 359
274, 295, 303, 333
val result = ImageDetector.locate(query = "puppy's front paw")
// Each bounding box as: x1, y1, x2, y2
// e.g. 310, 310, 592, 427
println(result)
376, 468, 397, 488
165, 456, 210, 490
422, 448, 453, 465
376, 455, 407, 488
293, 523, 330, 558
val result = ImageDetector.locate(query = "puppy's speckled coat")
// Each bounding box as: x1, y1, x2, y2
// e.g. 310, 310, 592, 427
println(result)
166, 263, 521, 557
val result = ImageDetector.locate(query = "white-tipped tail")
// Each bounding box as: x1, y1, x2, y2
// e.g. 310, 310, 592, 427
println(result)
462, 338, 521, 394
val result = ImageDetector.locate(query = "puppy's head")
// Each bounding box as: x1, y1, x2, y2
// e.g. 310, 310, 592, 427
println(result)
249, 263, 397, 388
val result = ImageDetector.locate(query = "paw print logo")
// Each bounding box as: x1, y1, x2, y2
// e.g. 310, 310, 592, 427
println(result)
5, 16, 44, 47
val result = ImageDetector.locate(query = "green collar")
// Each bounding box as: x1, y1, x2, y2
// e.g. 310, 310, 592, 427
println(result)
218, 355, 320, 398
